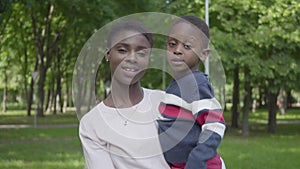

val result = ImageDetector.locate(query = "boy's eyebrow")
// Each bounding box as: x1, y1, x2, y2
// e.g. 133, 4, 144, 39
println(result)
168, 34, 197, 42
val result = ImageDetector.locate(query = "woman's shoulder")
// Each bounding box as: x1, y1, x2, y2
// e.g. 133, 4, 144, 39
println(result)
79, 102, 105, 124
143, 87, 164, 93
143, 88, 165, 98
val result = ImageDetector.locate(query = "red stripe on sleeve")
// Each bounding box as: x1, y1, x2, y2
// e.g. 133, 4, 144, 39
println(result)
206, 154, 222, 169
196, 110, 225, 125
159, 104, 194, 120
170, 163, 185, 169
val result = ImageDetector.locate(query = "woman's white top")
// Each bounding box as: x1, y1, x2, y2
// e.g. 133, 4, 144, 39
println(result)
79, 88, 170, 169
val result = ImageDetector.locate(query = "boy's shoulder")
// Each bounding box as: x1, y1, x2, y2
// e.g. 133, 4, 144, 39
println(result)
192, 71, 209, 84
173, 71, 209, 85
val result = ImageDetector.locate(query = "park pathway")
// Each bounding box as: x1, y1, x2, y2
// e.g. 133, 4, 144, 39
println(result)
1, 121, 300, 129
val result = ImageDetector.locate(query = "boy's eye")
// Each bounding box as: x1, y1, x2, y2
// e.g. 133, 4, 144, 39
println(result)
167, 41, 177, 47
183, 44, 192, 49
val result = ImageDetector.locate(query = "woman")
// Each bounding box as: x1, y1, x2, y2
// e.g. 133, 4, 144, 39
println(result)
79, 20, 170, 169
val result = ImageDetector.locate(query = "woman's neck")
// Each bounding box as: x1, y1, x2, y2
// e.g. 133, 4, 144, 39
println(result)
104, 82, 144, 108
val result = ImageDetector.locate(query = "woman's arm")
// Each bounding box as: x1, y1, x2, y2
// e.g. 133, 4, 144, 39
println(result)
79, 121, 115, 169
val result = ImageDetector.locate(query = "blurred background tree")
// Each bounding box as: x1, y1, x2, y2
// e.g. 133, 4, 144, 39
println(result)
0, 0, 299, 134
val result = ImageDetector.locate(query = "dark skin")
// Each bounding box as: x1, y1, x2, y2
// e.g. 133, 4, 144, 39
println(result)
167, 22, 210, 79
103, 30, 151, 108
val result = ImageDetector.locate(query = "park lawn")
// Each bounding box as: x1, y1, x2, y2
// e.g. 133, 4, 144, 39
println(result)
0, 110, 79, 125
0, 108, 299, 169
222, 108, 300, 124
219, 124, 300, 169
0, 125, 299, 169
0, 127, 84, 169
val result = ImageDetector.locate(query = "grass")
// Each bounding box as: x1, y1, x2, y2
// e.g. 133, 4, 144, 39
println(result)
0, 108, 299, 169
0, 127, 84, 169
223, 108, 300, 124
219, 108, 300, 169
219, 124, 300, 169
0, 110, 79, 125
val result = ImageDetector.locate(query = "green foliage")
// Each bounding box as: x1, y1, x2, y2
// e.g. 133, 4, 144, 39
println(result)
164, 0, 205, 16
0, 0, 299, 128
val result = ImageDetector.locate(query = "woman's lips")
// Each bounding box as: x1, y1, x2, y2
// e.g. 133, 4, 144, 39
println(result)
122, 66, 139, 77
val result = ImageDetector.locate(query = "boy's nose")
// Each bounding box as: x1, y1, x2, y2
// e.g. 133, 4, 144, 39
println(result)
173, 45, 183, 55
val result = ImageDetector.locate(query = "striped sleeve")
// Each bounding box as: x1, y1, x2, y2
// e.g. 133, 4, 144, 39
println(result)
185, 98, 226, 169
192, 98, 226, 138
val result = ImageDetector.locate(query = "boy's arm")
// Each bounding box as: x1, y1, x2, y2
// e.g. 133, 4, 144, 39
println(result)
185, 106, 225, 169
185, 96, 226, 169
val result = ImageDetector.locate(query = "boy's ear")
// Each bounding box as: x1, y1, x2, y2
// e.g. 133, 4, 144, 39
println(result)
199, 48, 210, 61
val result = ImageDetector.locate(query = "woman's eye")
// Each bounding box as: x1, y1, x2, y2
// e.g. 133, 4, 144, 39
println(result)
137, 50, 147, 57
117, 48, 127, 54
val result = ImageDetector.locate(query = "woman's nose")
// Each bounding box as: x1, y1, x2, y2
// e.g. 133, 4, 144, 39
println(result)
125, 51, 137, 62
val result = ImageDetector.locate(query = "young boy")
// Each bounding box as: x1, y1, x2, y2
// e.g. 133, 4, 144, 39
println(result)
157, 16, 226, 169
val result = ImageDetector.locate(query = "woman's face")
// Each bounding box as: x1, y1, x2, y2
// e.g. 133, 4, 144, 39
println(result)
106, 30, 151, 86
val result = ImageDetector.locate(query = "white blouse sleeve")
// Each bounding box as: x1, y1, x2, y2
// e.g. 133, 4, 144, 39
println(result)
79, 121, 115, 169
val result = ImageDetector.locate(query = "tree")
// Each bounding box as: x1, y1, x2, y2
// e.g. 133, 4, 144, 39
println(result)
252, 0, 300, 133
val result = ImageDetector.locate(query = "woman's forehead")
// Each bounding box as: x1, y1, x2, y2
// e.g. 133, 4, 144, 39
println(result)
110, 30, 150, 48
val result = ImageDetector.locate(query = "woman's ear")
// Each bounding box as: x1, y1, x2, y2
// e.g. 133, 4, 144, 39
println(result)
199, 48, 210, 61
105, 48, 110, 62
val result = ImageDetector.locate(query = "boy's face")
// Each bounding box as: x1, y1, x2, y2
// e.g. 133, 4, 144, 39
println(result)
166, 22, 209, 78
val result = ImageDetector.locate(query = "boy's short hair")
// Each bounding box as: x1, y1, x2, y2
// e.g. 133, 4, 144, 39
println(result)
172, 16, 210, 48
107, 20, 153, 49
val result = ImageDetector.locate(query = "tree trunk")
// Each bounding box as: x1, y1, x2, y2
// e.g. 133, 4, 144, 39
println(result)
31, 3, 56, 117
242, 66, 251, 137
37, 67, 46, 117
45, 88, 52, 113
27, 60, 38, 116
62, 79, 70, 113
27, 78, 34, 116
55, 49, 63, 113
231, 65, 240, 128
223, 86, 227, 111
258, 87, 263, 108
53, 92, 57, 114
2, 67, 7, 113
267, 79, 278, 133
286, 90, 292, 109
278, 86, 287, 116
21, 28, 30, 116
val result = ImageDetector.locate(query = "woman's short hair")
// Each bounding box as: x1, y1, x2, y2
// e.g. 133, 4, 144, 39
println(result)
107, 20, 153, 49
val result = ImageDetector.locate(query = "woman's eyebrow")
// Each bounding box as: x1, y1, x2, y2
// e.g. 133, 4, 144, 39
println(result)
115, 42, 150, 50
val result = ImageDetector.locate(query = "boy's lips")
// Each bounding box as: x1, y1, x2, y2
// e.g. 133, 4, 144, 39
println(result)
170, 58, 185, 66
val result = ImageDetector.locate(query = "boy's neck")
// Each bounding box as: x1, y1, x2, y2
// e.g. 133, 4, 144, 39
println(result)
173, 69, 199, 79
